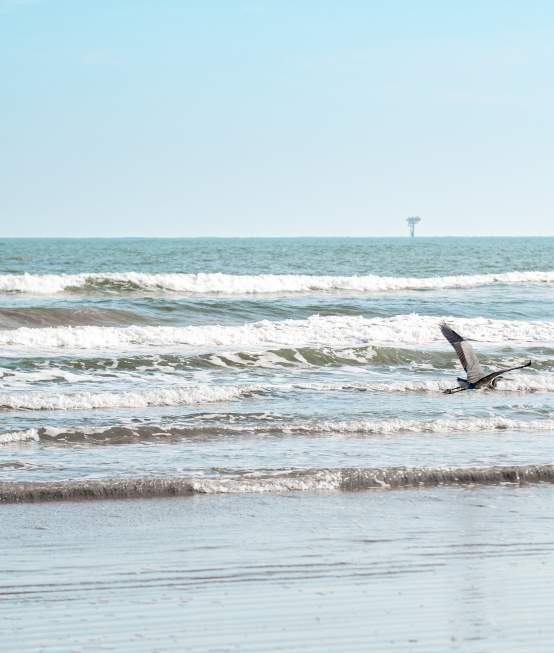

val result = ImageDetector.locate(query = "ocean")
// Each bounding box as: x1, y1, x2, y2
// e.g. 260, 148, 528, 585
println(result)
1, 237, 554, 651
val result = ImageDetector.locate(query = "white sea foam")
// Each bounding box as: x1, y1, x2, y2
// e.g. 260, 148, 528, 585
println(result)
496, 374, 554, 392
2, 375, 553, 412
188, 464, 554, 494
300, 376, 554, 393
7, 417, 554, 444
0, 368, 87, 384
0, 384, 246, 411
189, 470, 347, 494
0, 428, 40, 444
0, 270, 553, 295
1, 314, 553, 353
286, 417, 554, 435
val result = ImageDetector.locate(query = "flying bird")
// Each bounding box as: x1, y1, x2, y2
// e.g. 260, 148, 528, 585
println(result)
440, 322, 531, 394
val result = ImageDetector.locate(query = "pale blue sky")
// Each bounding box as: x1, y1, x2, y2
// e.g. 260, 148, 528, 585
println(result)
1, 0, 553, 236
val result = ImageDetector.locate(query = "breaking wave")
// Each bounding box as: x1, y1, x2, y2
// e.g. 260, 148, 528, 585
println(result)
4, 416, 554, 443
0, 384, 249, 411
2, 464, 554, 502
1, 314, 553, 352
1, 270, 553, 295
0, 428, 40, 444
1, 375, 553, 412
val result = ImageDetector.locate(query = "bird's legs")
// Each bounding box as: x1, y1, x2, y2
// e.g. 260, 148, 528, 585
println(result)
443, 386, 468, 395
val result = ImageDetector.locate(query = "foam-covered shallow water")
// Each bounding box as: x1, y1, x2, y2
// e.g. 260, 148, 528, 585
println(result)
1, 238, 553, 492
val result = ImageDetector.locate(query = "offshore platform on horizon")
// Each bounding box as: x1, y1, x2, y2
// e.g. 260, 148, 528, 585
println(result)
406, 216, 421, 237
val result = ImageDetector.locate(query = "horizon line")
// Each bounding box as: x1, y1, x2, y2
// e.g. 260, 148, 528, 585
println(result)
0, 234, 552, 240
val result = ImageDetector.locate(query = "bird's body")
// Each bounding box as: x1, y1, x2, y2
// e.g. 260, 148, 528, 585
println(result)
440, 322, 531, 394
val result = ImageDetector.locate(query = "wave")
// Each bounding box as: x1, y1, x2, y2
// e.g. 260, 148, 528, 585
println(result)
0, 346, 382, 374
0, 428, 40, 444
3, 346, 552, 376
0, 306, 149, 329
1, 270, 553, 295
1, 314, 553, 352
0, 384, 249, 411
5, 416, 554, 444
2, 464, 554, 502
1, 375, 553, 412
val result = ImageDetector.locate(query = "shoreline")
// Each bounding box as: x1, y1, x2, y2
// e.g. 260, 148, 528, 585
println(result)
3, 463, 554, 504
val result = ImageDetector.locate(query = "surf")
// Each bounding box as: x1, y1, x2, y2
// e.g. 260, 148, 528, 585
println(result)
1, 270, 553, 295
1, 314, 554, 353
2, 463, 554, 502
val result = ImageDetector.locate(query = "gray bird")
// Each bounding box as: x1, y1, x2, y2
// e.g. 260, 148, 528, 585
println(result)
440, 322, 531, 394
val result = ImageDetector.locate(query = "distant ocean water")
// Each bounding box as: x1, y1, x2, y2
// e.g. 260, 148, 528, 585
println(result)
1, 237, 553, 499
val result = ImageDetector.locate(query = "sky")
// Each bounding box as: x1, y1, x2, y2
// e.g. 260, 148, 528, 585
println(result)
1, 0, 553, 237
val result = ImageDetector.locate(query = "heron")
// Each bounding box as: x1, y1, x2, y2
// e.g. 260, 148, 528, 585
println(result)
440, 321, 531, 394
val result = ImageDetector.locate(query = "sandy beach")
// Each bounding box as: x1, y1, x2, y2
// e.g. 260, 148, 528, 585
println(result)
3, 484, 554, 652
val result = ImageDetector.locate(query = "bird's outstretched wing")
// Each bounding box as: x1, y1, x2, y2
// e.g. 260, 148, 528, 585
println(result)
440, 322, 485, 384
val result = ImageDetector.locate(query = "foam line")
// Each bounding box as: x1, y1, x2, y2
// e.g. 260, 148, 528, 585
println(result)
4, 416, 554, 443
1, 314, 553, 351
0, 428, 40, 444
1, 378, 553, 411
0, 270, 553, 295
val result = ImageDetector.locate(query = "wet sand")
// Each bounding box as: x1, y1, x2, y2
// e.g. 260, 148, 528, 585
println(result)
2, 485, 554, 652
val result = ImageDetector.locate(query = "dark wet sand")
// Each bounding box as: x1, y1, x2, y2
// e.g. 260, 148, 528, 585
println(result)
2, 485, 554, 652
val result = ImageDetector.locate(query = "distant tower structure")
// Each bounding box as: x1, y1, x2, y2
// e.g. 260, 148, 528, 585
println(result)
406, 216, 421, 238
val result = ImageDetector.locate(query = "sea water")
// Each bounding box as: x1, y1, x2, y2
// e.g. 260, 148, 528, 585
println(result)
2, 237, 554, 652
0, 237, 553, 493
